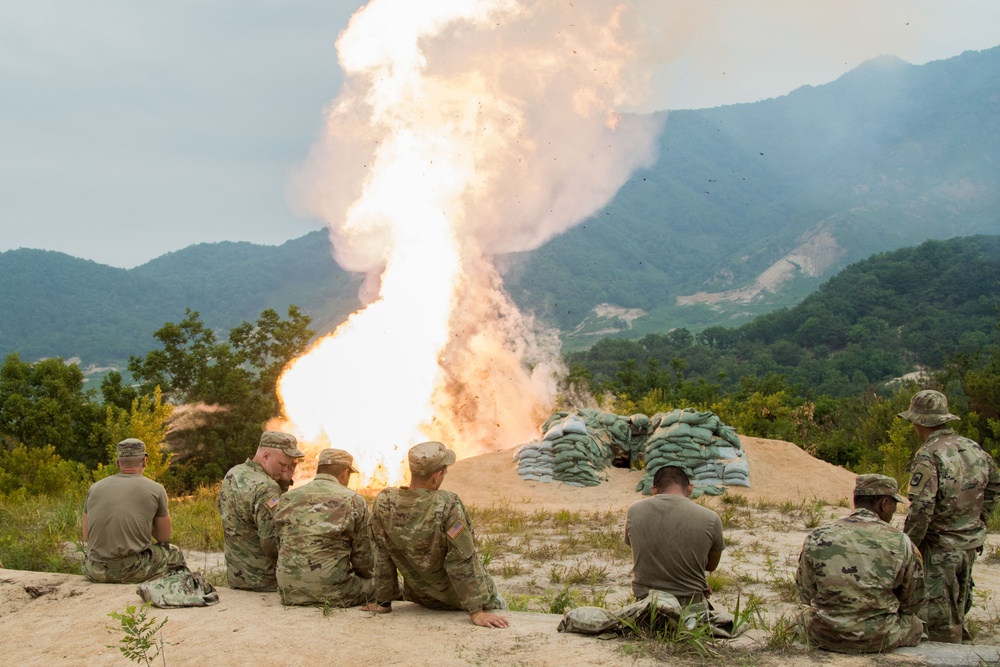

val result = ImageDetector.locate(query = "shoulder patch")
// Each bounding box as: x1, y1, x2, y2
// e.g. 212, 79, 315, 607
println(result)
265, 495, 279, 509
909, 472, 923, 489
447, 520, 466, 539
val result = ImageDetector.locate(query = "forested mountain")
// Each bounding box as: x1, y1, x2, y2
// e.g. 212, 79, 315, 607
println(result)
1, 46, 998, 367
568, 235, 1000, 399
504, 46, 1000, 348
0, 232, 362, 366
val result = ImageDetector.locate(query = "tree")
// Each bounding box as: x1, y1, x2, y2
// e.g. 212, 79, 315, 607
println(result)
0, 353, 105, 468
128, 307, 314, 490
99, 386, 173, 481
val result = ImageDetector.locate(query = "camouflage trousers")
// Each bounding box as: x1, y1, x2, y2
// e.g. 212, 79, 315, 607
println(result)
278, 573, 376, 608
83, 544, 186, 584
919, 543, 976, 643
801, 609, 923, 653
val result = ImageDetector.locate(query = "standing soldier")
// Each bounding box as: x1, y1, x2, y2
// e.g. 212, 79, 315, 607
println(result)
217, 430, 304, 591
364, 441, 508, 628
899, 389, 1000, 642
274, 448, 375, 607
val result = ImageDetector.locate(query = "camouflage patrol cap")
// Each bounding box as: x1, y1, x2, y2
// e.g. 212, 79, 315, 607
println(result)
116, 438, 146, 458
259, 431, 305, 458
854, 474, 906, 503
317, 448, 359, 473
897, 389, 960, 427
408, 441, 456, 476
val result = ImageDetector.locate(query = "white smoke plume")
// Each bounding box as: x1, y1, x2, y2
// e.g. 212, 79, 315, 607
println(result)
280, 0, 664, 480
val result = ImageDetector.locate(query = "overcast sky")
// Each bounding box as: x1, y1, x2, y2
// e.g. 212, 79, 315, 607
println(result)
1, 0, 999, 269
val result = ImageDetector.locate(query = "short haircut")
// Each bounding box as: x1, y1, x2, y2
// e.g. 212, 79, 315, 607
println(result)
317, 463, 350, 477
652, 465, 690, 492
409, 464, 447, 482
854, 494, 891, 510
117, 455, 145, 467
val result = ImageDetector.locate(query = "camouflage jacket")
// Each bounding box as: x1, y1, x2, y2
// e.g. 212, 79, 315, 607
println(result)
274, 474, 375, 606
796, 508, 924, 652
370, 487, 497, 613
217, 459, 282, 590
904, 428, 1000, 550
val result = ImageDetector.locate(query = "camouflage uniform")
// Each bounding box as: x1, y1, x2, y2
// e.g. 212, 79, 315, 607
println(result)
370, 486, 502, 613
274, 473, 375, 607
796, 507, 924, 652
218, 459, 282, 591
904, 427, 1000, 642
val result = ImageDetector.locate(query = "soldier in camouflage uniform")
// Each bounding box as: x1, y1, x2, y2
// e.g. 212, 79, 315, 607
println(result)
217, 430, 304, 591
274, 448, 375, 606
899, 389, 1000, 642
364, 441, 509, 628
83, 439, 186, 583
796, 474, 924, 653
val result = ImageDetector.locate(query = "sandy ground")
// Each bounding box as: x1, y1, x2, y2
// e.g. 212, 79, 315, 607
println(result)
3, 435, 999, 666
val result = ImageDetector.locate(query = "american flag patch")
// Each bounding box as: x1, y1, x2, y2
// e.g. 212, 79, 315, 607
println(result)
447, 521, 466, 539
265, 495, 279, 509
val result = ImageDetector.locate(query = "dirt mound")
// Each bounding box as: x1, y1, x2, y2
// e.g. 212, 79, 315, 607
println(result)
447, 435, 856, 511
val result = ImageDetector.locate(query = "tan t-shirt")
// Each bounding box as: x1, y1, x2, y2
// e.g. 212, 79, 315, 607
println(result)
625, 494, 725, 599
84, 474, 169, 562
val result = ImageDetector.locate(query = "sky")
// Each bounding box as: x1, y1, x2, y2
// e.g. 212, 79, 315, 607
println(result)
1, 0, 999, 269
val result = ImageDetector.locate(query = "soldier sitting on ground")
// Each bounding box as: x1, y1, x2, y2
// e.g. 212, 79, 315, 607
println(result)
624, 465, 725, 610
274, 448, 375, 607
796, 474, 924, 653
217, 430, 304, 591
82, 438, 185, 583
364, 441, 509, 628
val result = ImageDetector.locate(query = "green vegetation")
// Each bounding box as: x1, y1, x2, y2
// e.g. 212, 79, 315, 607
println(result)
565, 237, 1000, 470
106, 603, 168, 666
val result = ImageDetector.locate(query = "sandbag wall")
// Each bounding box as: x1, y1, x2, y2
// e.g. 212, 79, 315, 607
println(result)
636, 408, 749, 496
516, 407, 750, 495
514, 410, 631, 487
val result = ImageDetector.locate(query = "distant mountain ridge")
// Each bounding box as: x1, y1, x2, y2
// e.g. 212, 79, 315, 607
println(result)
1, 46, 999, 366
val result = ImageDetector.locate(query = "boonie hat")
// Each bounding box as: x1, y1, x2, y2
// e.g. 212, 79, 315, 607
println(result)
408, 441, 456, 476
854, 473, 906, 503
318, 448, 359, 473
897, 389, 960, 427
259, 431, 305, 458
117, 438, 146, 458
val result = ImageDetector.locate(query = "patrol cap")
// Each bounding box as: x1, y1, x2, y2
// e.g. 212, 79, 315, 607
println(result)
116, 438, 146, 458
259, 431, 305, 458
408, 441, 456, 476
897, 389, 960, 427
318, 448, 359, 473
854, 474, 906, 503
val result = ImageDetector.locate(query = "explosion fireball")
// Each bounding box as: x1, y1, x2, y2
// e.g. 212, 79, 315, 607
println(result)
274, 0, 663, 487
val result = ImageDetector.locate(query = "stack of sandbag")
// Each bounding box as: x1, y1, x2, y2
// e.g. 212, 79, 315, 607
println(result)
636, 408, 750, 495
577, 408, 633, 468
512, 440, 554, 482
515, 413, 611, 487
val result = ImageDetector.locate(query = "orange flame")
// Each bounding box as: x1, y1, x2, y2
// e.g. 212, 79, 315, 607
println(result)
277, 0, 663, 487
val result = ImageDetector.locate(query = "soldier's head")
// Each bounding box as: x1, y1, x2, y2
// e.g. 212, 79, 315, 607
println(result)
651, 465, 692, 498
853, 473, 906, 522
317, 448, 360, 486
116, 438, 147, 473
408, 441, 456, 490
897, 390, 959, 435
254, 431, 305, 482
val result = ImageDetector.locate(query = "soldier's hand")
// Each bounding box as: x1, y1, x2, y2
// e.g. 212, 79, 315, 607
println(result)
361, 602, 392, 614
470, 610, 509, 628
